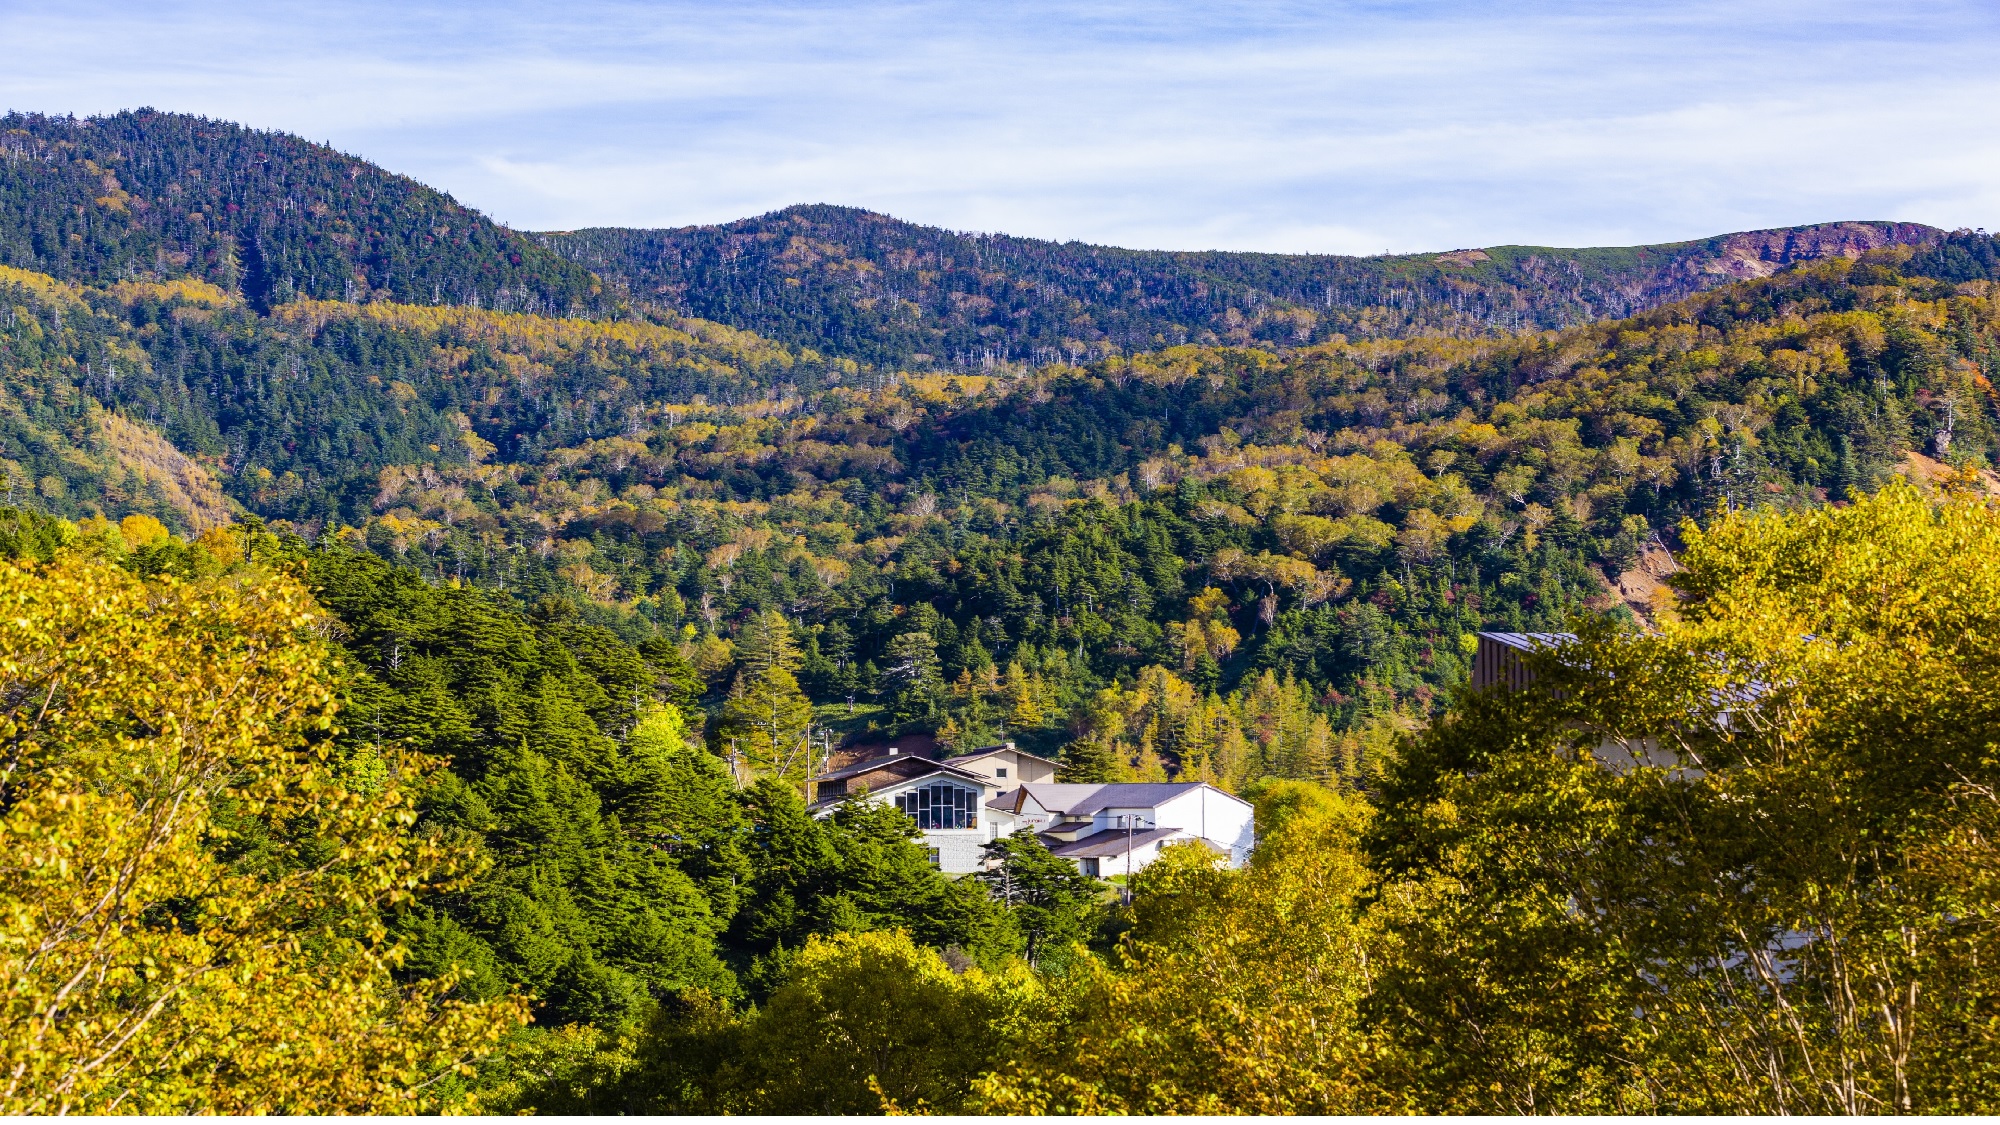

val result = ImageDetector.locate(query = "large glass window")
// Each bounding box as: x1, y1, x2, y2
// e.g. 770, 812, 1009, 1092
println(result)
895, 783, 979, 829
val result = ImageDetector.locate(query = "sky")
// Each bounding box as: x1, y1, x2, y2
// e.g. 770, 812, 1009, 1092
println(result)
3, 0, 1998, 254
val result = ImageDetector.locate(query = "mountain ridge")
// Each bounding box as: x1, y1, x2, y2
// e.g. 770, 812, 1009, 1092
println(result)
0, 109, 605, 314
0, 110, 1974, 375
537, 206, 1949, 369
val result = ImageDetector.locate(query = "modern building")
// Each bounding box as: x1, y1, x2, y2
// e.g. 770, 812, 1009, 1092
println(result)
986, 782, 1256, 877
1471, 629, 1708, 775
808, 742, 1255, 876
1470, 630, 1573, 692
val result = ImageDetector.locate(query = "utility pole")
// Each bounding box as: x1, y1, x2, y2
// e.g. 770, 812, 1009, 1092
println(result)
1120, 813, 1137, 905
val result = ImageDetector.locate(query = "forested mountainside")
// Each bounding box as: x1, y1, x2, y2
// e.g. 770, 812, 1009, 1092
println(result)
538, 205, 1946, 369
8, 241, 2000, 785
8, 109, 2000, 1115
1, 110, 1964, 375
18, 484, 2000, 1112
0, 110, 603, 313
0, 264, 804, 531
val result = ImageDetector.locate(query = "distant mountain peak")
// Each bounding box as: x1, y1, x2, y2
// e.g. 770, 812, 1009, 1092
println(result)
0, 109, 604, 314
1689, 220, 1940, 281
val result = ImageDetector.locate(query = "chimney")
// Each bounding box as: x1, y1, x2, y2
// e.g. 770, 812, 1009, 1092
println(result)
1003, 740, 1015, 750
887, 747, 899, 756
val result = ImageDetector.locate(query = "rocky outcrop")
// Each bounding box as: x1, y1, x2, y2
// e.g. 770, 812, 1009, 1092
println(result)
1692, 221, 1941, 281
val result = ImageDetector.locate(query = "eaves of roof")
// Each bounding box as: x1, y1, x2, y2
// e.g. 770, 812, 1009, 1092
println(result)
1046, 826, 1185, 858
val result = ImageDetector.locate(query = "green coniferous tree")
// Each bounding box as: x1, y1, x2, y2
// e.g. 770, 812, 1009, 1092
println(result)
714, 611, 815, 786
625, 705, 751, 920
978, 830, 1104, 965
885, 631, 944, 728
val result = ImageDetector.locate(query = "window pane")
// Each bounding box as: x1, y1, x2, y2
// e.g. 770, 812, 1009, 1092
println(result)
894, 784, 979, 829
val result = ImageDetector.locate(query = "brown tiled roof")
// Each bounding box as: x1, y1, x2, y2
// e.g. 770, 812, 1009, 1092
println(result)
815, 754, 946, 784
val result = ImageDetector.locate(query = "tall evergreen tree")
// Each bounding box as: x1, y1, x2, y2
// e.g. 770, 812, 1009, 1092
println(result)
714, 611, 815, 786
977, 830, 1104, 965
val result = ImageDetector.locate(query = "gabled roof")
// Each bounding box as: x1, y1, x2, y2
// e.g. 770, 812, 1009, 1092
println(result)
810, 760, 992, 814
813, 753, 986, 786
942, 743, 1061, 769
1009, 782, 1247, 817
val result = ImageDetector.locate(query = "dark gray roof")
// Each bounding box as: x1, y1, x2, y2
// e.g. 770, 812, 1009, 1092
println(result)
1047, 826, 1186, 858
1476, 631, 1774, 709
1013, 782, 1244, 816
1477, 631, 1575, 652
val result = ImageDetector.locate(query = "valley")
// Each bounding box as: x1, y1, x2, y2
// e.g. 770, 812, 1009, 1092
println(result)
5, 108, 2000, 1114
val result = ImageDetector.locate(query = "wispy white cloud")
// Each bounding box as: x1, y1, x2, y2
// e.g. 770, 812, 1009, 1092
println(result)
3, 0, 1996, 252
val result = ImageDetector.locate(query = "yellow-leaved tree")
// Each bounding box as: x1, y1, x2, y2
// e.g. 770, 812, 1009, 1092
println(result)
973, 779, 1380, 1114
0, 549, 525, 1113
606, 929, 1030, 1114
1370, 478, 2000, 1113
713, 609, 815, 786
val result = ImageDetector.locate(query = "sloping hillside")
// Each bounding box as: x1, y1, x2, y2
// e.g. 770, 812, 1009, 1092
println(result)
0, 262, 811, 534
150, 246, 1994, 773
2, 110, 1996, 772
0, 110, 1964, 378
539, 205, 1946, 369
0, 110, 604, 313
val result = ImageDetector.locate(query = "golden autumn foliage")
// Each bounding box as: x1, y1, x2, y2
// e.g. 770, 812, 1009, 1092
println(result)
94, 409, 234, 534
738, 930, 1026, 1113
0, 551, 524, 1113
601, 929, 1033, 1115
1372, 479, 2000, 1112
973, 782, 1378, 1114
1066, 662, 1388, 790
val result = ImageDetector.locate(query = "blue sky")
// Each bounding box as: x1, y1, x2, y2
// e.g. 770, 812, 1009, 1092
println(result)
5, 1, 1998, 253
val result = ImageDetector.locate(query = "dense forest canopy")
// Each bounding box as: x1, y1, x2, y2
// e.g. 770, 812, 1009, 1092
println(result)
12, 484, 2000, 1112
0, 110, 604, 313
540, 205, 1946, 369
4, 106, 2000, 1114
7, 242, 1997, 760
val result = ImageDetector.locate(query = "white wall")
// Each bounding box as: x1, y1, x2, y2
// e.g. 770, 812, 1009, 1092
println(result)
833, 774, 997, 875
1151, 786, 1255, 866
1090, 805, 1157, 834
925, 830, 989, 874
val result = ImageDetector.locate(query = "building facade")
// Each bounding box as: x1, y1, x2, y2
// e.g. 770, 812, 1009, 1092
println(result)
809, 743, 1255, 876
